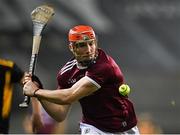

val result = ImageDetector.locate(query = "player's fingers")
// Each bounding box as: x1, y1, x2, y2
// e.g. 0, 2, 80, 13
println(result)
23, 81, 30, 90
24, 72, 32, 77
23, 75, 32, 85
23, 81, 35, 96
22, 79, 30, 85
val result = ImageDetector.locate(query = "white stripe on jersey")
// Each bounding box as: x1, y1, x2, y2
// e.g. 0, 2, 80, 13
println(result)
60, 60, 77, 75
84, 76, 101, 89
61, 59, 76, 71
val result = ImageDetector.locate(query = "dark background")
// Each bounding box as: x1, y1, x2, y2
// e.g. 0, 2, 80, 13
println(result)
0, 0, 179, 133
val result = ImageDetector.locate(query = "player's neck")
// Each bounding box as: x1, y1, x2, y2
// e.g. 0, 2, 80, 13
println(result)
77, 62, 88, 69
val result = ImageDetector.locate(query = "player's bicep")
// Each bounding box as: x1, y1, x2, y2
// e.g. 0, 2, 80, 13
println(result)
70, 76, 100, 100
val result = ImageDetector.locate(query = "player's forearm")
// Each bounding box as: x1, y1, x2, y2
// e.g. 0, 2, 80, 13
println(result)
35, 88, 74, 104
34, 78, 98, 104
31, 97, 42, 114
39, 98, 70, 122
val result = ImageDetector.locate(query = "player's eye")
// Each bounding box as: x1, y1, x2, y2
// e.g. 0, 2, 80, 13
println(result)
88, 41, 94, 46
73, 39, 95, 48
76, 42, 87, 47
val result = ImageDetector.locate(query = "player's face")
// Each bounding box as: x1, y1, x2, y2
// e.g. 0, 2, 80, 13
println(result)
69, 39, 97, 63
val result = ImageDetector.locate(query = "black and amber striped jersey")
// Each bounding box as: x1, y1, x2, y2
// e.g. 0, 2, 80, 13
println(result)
0, 59, 24, 133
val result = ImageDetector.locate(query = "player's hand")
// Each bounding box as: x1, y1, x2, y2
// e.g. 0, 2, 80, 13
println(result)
23, 74, 39, 96
22, 73, 32, 85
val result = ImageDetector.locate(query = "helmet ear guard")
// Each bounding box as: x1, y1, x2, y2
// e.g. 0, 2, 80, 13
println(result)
68, 25, 96, 42
68, 43, 74, 52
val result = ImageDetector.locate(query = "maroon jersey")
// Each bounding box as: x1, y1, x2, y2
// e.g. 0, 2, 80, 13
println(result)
57, 49, 137, 133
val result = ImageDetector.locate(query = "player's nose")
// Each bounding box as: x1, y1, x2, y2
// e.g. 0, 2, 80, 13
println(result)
86, 44, 92, 53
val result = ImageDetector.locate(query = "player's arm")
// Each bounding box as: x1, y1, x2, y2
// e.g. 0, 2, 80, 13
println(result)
39, 99, 70, 122
23, 76, 100, 104
34, 76, 100, 104
31, 97, 43, 133
30, 77, 44, 133
23, 75, 100, 121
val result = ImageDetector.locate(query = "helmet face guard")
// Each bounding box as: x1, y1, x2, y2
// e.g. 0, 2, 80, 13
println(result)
68, 25, 98, 67
68, 25, 96, 42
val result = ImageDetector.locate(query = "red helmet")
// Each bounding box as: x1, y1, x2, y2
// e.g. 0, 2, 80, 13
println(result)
68, 25, 96, 42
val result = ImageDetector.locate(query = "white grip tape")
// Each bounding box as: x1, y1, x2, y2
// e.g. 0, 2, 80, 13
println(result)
32, 35, 42, 54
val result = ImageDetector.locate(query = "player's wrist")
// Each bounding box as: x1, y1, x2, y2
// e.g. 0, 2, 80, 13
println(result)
33, 88, 40, 97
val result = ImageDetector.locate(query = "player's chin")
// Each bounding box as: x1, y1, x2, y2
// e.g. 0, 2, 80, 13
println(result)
77, 54, 96, 62
83, 56, 95, 62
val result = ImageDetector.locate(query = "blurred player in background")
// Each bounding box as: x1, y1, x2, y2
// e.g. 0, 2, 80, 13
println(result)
137, 112, 163, 134
23, 25, 139, 134
23, 106, 66, 134
23, 73, 66, 134
0, 58, 25, 133
0, 58, 43, 134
